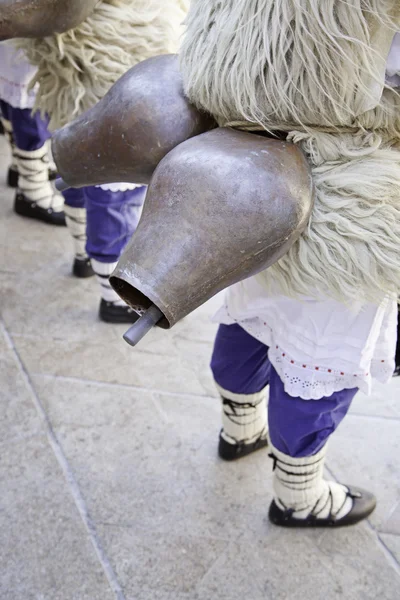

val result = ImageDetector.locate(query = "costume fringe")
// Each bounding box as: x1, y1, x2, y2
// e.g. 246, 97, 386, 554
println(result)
180, 0, 400, 130
257, 127, 400, 305
180, 0, 400, 304
18, 0, 187, 129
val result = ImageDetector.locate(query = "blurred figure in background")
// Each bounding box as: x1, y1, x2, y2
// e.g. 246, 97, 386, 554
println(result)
17, 0, 188, 322
0, 40, 64, 225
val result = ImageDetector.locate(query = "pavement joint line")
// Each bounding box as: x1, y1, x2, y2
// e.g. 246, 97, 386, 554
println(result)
0, 320, 127, 600
28, 373, 400, 418
348, 412, 400, 422
368, 523, 400, 576
29, 371, 219, 401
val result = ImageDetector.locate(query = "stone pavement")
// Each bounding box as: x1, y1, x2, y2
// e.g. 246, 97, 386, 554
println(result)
0, 133, 400, 600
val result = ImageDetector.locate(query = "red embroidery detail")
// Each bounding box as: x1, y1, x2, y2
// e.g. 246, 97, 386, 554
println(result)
302, 365, 306, 368
340, 372, 344, 376
328, 369, 332, 373
282, 353, 286, 357
291, 360, 294, 364
315, 367, 319, 370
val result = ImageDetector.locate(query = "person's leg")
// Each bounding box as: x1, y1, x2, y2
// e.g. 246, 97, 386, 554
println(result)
211, 323, 271, 460
0, 99, 19, 187
85, 184, 146, 322
11, 107, 50, 151
267, 367, 376, 527
63, 187, 94, 278
8, 106, 64, 225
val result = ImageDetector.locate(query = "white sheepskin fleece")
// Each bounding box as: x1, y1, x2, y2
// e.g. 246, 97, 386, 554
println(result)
18, 0, 187, 129
180, 0, 400, 304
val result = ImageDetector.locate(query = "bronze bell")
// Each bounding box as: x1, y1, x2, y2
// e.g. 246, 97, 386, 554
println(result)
110, 128, 314, 345
0, 0, 98, 40
52, 54, 217, 191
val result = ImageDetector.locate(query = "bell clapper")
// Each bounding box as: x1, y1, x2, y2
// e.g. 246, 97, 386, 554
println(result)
123, 304, 164, 347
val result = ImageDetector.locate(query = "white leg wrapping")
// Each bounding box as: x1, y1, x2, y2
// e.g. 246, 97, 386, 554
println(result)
271, 444, 353, 520
64, 205, 88, 260
1, 117, 17, 169
15, 145, 64, 212
215, 384, 268, 446
91, 259, 125, 306
45, 139, 57, 174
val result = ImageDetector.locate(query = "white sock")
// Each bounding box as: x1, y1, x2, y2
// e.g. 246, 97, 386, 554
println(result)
15, 145, 64, 212
91, 259, 125, 306
1, 117, 17, 170
271, 444, 353, 521
215, 384, 268, 446
64, 205, 88, 260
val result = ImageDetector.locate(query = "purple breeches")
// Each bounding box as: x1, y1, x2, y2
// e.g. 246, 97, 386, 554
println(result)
62, 185, 146, 264
211, 323, 357, 458
0, 100, 50, 150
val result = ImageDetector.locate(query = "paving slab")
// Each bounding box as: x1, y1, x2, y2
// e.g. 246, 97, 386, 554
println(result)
350, 378, 400, 419
31, 375, 400, 600
0, 432, 114, 599
31, 375, 267, 540
0, 323, 44, 444
14, 328, 215, 396
97, 524, 227, 600
325, 414, 400, 532
196, 526, 400, 600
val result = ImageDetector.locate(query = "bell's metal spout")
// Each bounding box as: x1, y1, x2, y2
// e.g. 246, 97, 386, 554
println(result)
109, 128, 315, 331
52, 54, 216, 190
0, 0, 98, 40
123, 305, 164, 347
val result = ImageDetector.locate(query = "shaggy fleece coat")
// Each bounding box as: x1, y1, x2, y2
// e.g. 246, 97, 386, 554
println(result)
18, 0, 188, 129
180, 0, 400, 306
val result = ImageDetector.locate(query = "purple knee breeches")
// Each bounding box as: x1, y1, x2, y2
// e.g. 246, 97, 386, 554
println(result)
0, 100, 50, 151
211, 323, 357, 458
63, 185, 146, 264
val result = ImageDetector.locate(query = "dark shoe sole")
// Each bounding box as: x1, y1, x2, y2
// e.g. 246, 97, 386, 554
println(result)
268, 486, 376, 528
218, 431, 269, 461
73, 258, 95, 278
99, 299, 141, 324
7, 167, 19, 188
14, 193, 66, 226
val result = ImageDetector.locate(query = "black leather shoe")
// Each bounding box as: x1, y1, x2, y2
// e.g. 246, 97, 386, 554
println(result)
14, 192, 66, 226
218, 430, 269, 461
99, 299, 141, 324
7, 167, 19, 188
73, 257, 94, 278
268, 485, 376, 528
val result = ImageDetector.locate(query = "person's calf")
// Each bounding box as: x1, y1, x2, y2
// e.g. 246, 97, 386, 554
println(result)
216, 384, 269, 461
268, 443, 376, 528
